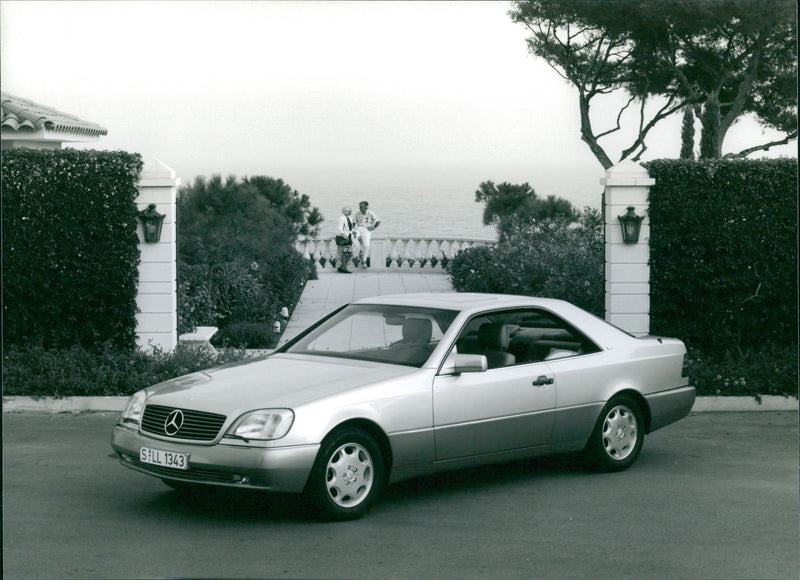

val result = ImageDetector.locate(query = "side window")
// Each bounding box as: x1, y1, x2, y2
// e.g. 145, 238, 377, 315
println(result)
454, 308, 599, 369
500, 309, 599, 364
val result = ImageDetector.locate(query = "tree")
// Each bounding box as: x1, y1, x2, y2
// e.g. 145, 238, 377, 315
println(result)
680, 105, 695, 159
641, 0, 798, 158
475, 180, 578, 240
178, 175, 295, 267
242, 176, 323, 238
699, 98, 721, 159
509, 0, 797, 165
510, 0, 686, 169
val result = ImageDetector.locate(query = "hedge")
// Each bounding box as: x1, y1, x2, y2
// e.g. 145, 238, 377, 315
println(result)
645, 158, 797, 358
1, 149, 143, 350
2, 342, 250, 397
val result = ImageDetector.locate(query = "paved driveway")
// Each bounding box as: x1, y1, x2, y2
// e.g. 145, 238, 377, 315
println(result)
3, 411, 798, 579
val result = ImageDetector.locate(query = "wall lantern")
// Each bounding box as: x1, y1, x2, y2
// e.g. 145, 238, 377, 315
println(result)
138, 204, 165, 243
618, 206, 645, 245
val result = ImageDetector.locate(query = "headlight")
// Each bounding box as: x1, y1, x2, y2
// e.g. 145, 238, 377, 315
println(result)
121, 390, 146, 426
226, 409, 294, 441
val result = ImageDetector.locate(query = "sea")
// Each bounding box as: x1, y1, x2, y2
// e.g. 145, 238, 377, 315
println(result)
265, 162, 604, 240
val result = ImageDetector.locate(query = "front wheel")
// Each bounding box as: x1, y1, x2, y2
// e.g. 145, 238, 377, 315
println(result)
304, 428, 384, 521
585, 395, 644, 471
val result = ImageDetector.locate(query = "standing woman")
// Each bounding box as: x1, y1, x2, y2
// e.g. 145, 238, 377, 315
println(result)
336, 206, 357, 273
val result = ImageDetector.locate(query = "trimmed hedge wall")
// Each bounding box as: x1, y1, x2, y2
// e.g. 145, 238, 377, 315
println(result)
645, 159, 797, 397
2, 342, 249, 397
645, 158, 797, 357
2, 149, 143, 350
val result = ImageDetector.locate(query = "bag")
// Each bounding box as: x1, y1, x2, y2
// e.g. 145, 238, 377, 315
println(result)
335, 234, 350, 246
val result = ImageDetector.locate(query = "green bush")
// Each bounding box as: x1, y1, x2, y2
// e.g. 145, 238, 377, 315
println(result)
1, 149, 143, 350
2, 342, 251, 398
448, 209, 604, 315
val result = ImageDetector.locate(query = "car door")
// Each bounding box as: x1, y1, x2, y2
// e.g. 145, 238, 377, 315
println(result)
432, 311, 559, 462
432, 361, 556, 460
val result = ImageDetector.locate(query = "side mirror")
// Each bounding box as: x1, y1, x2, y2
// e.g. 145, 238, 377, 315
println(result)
440, 353, 488, 375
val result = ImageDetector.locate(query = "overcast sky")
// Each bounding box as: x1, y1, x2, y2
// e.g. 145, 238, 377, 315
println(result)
1, 1, 794, 186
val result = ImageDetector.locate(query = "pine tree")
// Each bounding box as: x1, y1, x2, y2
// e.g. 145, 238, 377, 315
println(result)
680, 105, 695, 159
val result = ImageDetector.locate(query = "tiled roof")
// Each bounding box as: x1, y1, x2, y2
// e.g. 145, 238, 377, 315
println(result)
1, 92, 107, 137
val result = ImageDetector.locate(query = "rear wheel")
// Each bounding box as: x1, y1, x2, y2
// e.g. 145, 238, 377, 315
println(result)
585, 395, 644, 471
304, 427, 384, 521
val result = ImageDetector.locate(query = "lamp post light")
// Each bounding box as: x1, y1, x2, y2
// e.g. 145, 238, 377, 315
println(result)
138, 204, 165, 243
618, 206, 645, 245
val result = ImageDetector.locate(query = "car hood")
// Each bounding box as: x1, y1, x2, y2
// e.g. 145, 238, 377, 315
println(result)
144, 353, 417, 415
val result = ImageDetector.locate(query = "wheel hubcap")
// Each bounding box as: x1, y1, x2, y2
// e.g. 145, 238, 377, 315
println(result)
325, 442, 374, 508
602, 405, 638, 460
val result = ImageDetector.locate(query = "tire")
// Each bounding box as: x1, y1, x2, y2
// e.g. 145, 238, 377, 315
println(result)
585, 395, 644, 471
304, 427, 384, 521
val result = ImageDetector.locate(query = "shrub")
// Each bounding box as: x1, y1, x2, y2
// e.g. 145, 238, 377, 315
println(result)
1, 342, 250, 398
213, 323, 276, 349
2, 149, 143, 350
177, 249, 313, 339
448, 209, 604, 315
687, 344, 798, 398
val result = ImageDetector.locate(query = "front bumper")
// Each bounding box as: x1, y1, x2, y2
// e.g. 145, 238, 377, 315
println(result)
110, 424, 319, 493
645, 385, 696, 432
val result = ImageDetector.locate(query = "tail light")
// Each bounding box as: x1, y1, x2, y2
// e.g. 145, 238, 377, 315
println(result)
682, 353, 690, 378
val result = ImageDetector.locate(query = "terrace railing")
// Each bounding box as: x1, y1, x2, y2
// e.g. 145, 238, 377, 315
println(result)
295, 236, 496, 271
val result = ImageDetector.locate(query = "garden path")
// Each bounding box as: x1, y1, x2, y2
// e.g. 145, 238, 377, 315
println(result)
278, 270, 453, 345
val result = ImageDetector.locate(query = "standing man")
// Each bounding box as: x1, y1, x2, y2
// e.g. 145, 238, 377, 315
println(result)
353, 201, 381, 268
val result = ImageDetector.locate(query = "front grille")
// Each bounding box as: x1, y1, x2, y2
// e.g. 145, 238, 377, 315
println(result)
141, 404, 227, 441
125, 457, 238, 484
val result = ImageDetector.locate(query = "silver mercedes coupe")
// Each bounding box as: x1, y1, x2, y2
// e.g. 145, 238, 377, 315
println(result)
111, 293, 695, 520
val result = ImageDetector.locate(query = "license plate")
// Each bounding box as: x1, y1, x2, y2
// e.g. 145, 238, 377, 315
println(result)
139, 447, 189, 470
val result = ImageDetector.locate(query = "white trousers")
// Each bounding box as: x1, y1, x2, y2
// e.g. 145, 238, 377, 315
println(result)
355, 227, 371, 258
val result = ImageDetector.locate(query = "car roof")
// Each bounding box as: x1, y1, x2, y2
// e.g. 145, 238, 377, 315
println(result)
353, 292, 569, 313
353, 292, 634, 346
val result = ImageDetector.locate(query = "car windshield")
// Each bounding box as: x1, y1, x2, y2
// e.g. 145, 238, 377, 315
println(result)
282, 304, 459, 367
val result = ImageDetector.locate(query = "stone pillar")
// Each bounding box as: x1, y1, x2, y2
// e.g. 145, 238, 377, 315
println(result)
602, 160, 654, 336
135, 159, 179, 351
369, 239, 387, 270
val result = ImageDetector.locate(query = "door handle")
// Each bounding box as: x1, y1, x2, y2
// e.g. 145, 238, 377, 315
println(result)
532, 376, 554, 387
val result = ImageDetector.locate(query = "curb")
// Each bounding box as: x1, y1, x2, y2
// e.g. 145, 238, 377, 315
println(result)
2, 395, 798, 414
690, 395, 798, 412
3, 396, 129, 413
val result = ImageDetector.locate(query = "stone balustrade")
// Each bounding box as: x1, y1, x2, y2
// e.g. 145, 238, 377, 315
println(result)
296, 236, 496, 270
